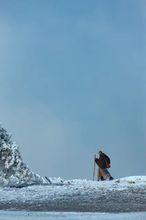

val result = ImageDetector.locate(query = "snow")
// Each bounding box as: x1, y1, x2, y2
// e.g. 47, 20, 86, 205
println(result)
118, 176, 146, 184
0, 176, 145, 212
0, 211, 146, 220
0, 125, 46, 187
0, 125, 145, 212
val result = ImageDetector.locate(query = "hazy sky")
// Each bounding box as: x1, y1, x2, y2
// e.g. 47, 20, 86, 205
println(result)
0, 0, 146, 179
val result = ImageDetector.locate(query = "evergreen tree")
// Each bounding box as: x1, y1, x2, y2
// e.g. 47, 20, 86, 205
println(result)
0, 124, 44, 187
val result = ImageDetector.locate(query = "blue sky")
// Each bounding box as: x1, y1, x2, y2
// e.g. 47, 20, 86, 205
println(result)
0, 0, 146, 179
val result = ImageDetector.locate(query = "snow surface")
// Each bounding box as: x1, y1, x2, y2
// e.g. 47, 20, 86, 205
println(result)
0, 211, 146, 220
0, 176, 145, 212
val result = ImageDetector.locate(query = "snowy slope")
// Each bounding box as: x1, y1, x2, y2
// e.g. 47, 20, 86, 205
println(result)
0, 176, 145, 212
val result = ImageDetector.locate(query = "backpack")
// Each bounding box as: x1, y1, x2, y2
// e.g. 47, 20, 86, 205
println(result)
103, 154, 111, 168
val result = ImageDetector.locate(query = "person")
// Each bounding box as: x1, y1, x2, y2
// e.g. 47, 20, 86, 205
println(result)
95, 150, 113, 181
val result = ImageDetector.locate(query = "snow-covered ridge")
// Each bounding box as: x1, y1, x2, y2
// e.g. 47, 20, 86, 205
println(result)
49, 175, 146, 187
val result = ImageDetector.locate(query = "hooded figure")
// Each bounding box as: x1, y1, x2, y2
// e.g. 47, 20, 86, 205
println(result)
95, 151, 113, 181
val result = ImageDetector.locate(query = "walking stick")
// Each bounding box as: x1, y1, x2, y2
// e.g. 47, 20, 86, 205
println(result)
93, 154, 96, 180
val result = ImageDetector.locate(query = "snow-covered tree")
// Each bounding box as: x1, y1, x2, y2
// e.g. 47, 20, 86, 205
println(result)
0, 124, 45, 187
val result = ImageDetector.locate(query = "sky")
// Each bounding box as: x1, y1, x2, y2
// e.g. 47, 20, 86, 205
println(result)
0, 0, 146, 179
